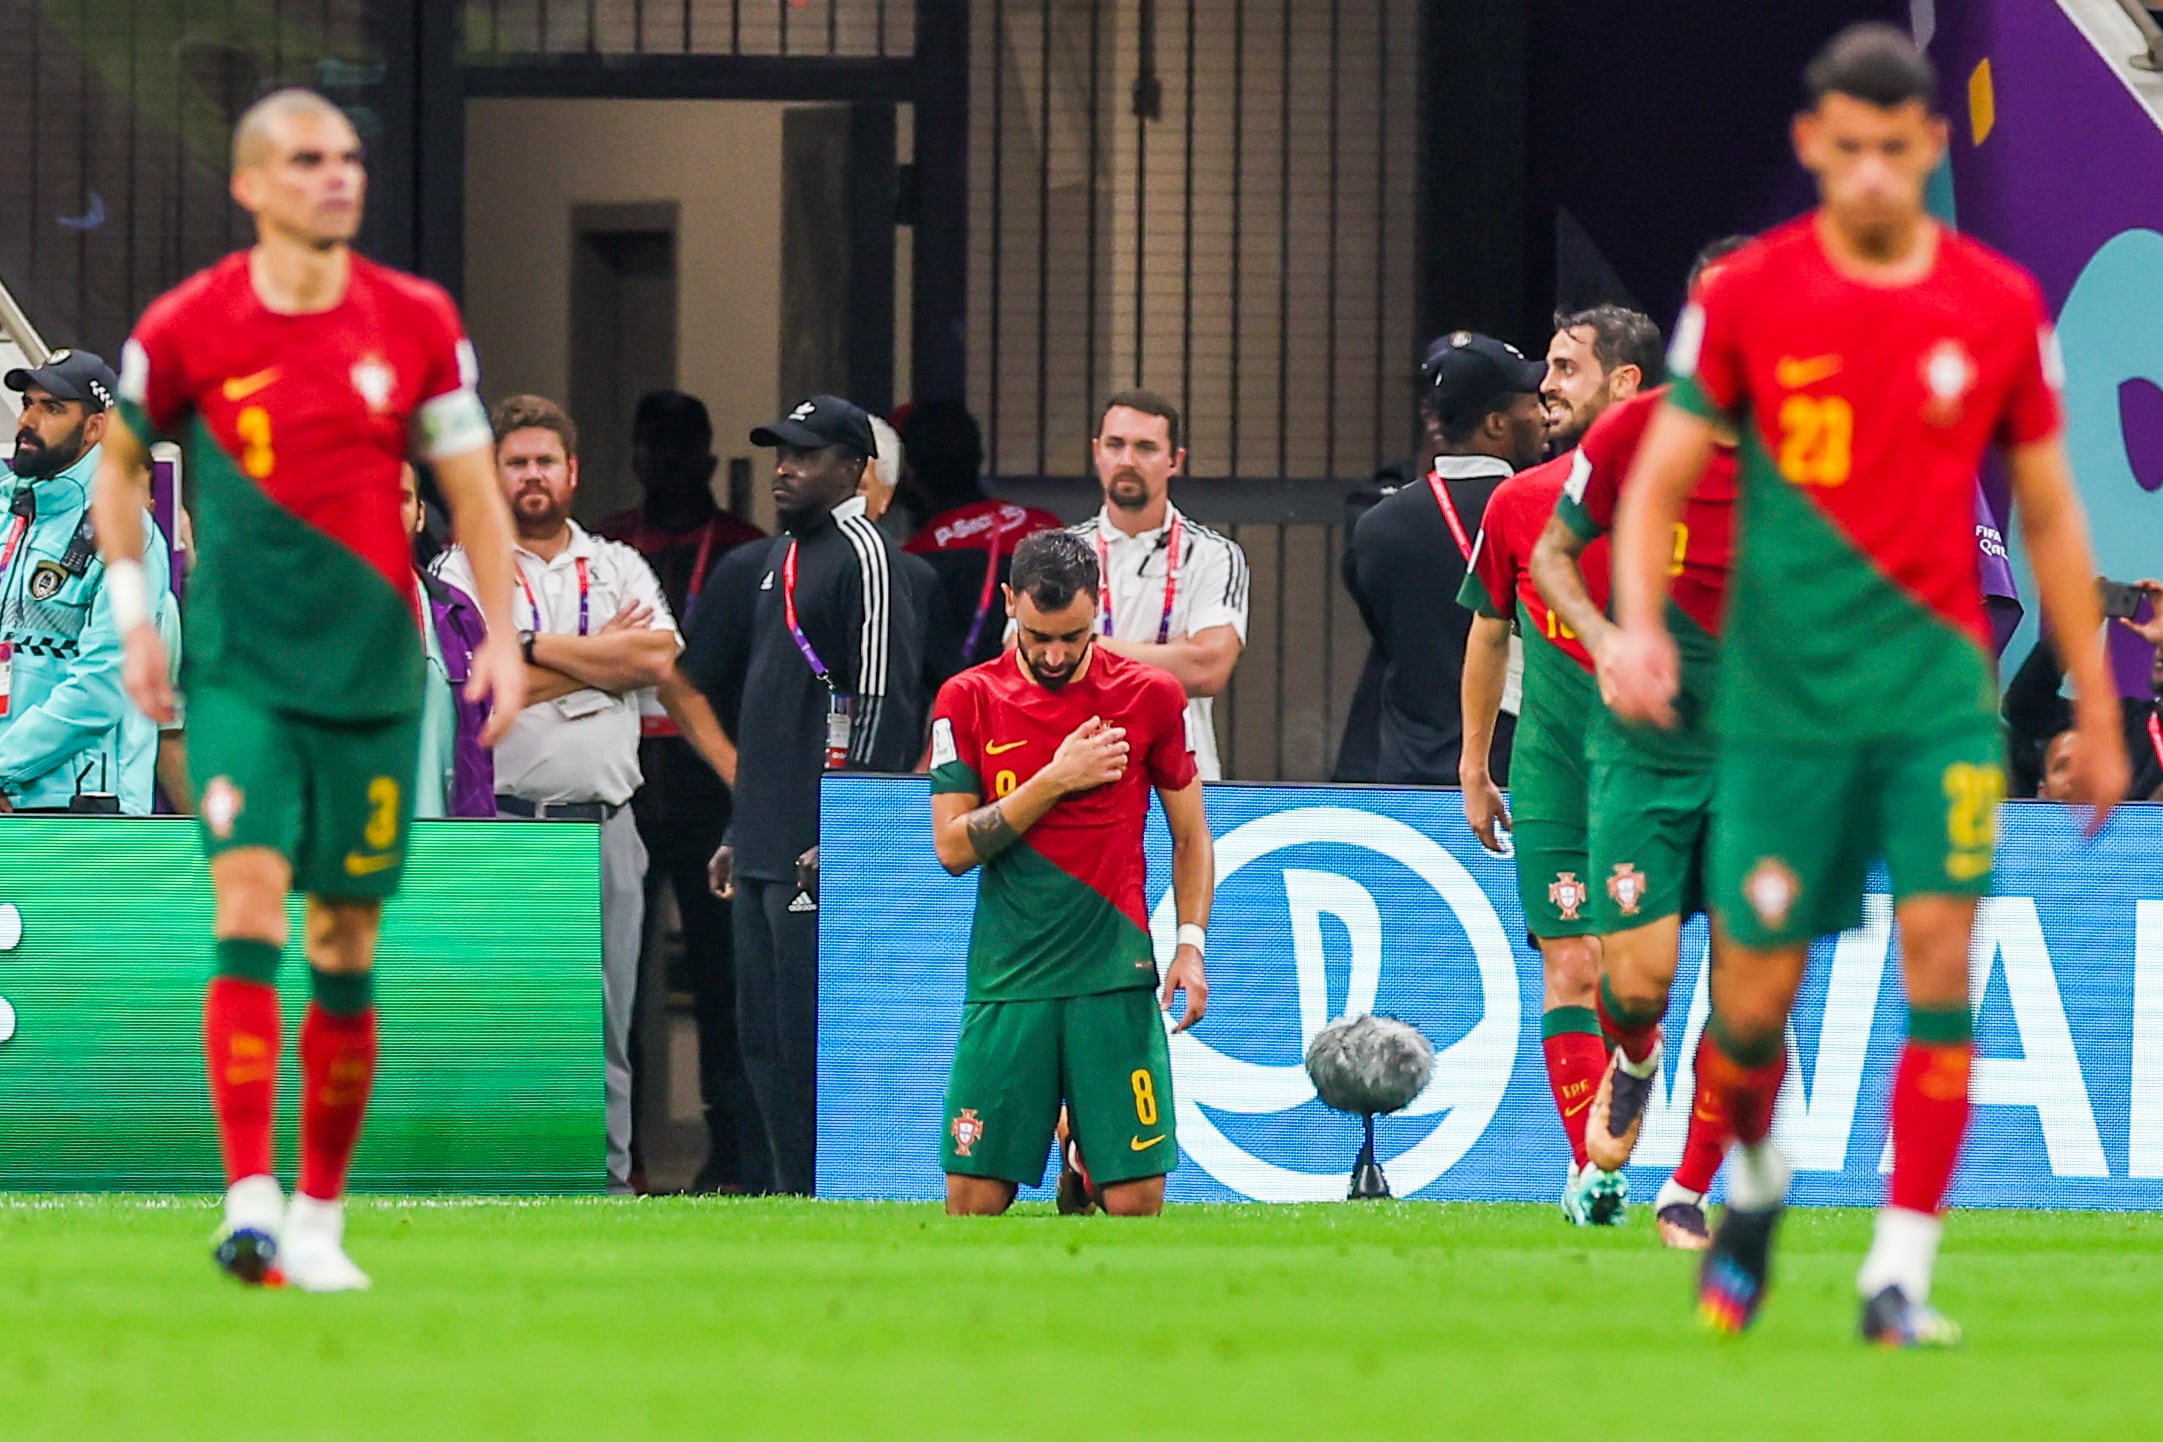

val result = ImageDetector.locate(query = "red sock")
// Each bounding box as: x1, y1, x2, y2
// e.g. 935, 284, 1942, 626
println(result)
1542, 1027, 1610, 1168
1671, 1067, 1730, 1195
297, 1005, 379, 1202
1594, 985, 1661, 1066
1889, 1040, 1972, 1215
204, 977, 280, 1184
1694, 1029, 1786, 1146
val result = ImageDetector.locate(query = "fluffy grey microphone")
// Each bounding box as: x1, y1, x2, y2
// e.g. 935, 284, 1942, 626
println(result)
1304, 1015, 1437, 1200
1304, 1014, 1436, 1116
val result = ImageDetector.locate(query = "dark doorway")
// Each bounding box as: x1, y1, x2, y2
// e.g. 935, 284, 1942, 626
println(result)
569, 203, 679, 522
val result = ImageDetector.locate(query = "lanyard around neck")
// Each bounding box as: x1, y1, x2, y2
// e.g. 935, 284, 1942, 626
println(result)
1425, 469, 1474, 562
782, 539, 832, 686
1096, 511, 1183, 644
518, 556, 591, 636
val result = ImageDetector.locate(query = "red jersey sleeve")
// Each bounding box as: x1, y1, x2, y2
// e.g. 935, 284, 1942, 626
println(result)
1670, 262, 1750, 424
116, 290, 199, 441
1559, 392, 1659, 539
1145, 675, 1200, 792
406, 280, 492, 461
928, 674, 985, 796
1459, 494, 1520, 620
1996, 278, 2065, 449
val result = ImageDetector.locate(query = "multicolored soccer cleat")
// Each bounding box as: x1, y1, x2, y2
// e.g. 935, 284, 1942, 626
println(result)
1054, 1109, 1099, 1217
212, 1227, 284, 1288
1656, 1199, 1713, 1251
1698, 1203, 1782, 1334
1585, 1043, 1658, 1173
1860, 1286, 1963, 1348
1561, 1162, 1629, 1226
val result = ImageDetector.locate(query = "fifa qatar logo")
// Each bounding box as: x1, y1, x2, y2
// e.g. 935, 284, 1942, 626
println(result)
1148, 807, 1522, 1201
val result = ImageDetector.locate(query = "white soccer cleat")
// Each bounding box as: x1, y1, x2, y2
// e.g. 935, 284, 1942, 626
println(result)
279, 1195, 373, 1293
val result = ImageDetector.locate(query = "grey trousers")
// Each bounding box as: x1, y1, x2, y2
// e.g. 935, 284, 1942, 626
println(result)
501, 804, 647, 1190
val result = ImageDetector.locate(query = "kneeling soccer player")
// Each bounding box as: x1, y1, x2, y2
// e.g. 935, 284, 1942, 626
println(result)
929, 529, 1213, 1217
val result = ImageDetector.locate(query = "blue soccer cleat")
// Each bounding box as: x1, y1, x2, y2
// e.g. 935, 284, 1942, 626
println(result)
1861, 1285, 1962, 1348
1699, 1202, 1782, 1334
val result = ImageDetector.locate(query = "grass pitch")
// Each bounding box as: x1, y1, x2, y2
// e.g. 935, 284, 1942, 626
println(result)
0, 1197, 2154, 1441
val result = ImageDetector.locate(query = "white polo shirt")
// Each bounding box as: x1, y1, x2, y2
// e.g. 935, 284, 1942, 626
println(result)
435, 521, 679, 806
1070, 503, 1249, 780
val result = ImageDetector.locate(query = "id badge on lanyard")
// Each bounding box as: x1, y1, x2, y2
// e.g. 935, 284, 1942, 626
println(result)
783, 539, 853, 770
0, 640, 12, 718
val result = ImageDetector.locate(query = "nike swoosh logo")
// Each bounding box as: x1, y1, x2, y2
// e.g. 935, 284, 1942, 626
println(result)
1774, 354, 1842, 389
343, 850, 401, 877
984, 740, 1028, 755
222, 368, 281, 401
1563, 1097, 1595, 1118
1129, 1134, 1167, 1151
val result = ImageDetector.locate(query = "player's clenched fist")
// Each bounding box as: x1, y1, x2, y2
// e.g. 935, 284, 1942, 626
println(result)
1044, 715, 1128, 793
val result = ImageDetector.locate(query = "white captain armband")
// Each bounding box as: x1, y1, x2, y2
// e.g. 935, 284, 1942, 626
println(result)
416, 387, 493, 461
929, 717, 958, 769
105, 559, 150, 633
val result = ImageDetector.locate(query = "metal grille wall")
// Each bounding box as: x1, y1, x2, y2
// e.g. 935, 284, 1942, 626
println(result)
968, 0, 1420, 482
0, 0, 400, 353
463, 0, 919, 57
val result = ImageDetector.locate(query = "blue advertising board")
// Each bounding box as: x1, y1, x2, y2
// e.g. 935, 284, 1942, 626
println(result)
819, 777, 2163, 1209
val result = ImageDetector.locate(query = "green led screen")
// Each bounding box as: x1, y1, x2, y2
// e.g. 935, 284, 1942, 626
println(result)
0, 819, 604, 1193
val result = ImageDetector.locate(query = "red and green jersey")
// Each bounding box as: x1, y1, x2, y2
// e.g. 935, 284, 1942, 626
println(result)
1556, 387, 1738, 767
1456, 454, 1609, 745
930, 647, 1198, 1003
117, 251, 491, 721
1669, 217, 2061, 741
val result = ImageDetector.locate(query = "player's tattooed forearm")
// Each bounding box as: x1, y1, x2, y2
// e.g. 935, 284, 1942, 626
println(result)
963, 801, 1021, 862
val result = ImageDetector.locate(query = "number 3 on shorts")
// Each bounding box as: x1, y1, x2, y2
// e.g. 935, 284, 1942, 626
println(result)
364, 776, 401, 851
1130, 1068, 1158, 1126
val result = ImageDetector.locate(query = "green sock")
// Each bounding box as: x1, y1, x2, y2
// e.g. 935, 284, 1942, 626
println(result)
310, 968, 375, 1017
215, 938, 282, 986
1540, 1005, 1603, 1040
1907, 1003, 1973, 1046
1707, 1011, 1783, 1068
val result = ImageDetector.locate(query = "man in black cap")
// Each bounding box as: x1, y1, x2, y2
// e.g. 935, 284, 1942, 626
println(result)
682, 394, 926, 1195
1342, 332, 1548, 786
2, 349, 176, 813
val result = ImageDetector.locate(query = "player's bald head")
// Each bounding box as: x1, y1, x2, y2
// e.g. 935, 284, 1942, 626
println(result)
231, 88, 355, 174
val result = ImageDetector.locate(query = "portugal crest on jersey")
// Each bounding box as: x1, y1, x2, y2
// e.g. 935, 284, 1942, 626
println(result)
1920, 339, 1977, 428
1606, 863, 1647, 917
1549, 872, 1588, 922
950, 1108, 985, 1158
351, 356, 396, 413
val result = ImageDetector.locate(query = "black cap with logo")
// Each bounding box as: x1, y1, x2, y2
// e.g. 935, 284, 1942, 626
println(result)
5, 348, 120, 412
1420, 331, 1547, 430
750, 394, 876, 458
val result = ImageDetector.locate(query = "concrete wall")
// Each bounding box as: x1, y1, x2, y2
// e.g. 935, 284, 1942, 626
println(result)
463, 98, 787, 526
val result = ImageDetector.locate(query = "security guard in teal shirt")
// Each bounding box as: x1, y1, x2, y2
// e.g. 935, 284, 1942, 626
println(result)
1, 350, 173, 813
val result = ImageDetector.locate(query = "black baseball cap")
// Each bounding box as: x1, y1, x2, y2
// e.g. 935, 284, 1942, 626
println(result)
5, 348, 119, 412
750, 394, 876, 457
1421, 331, 1547, 428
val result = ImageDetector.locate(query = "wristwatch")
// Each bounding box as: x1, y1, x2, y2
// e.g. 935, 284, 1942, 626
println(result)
518, 629, 537, 665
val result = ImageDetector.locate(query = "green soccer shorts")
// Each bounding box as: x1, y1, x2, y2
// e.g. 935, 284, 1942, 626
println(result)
941, 987, 1177, 1189
1587, 757, 1714, 931
1510, 716, 1595, 940
1712, 723, 2005, 950
187, 684, 421, 901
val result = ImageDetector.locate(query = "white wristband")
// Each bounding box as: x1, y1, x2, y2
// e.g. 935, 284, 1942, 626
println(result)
1177, 923, 1207, 955
105, 559, 150, 633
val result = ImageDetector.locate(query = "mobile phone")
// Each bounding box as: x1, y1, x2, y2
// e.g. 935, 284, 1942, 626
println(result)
2100, 579, 2145, 620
